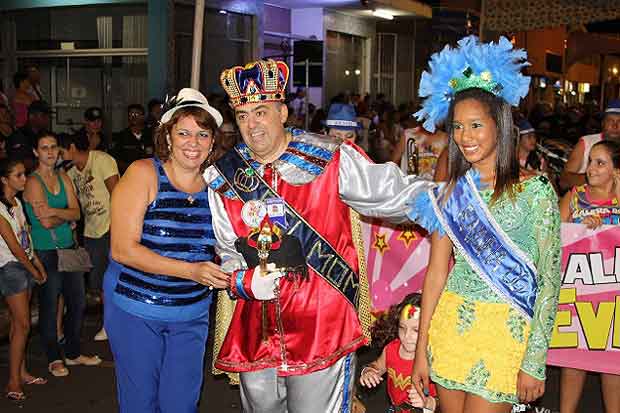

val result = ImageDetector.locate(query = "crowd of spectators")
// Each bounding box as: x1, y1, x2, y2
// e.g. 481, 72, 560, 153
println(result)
0, 64, 618, 410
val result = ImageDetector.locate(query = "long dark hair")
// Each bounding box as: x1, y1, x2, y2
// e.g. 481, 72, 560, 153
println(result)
445, 88, 520, 203
371, 292, 422, 350
525, 150, 542, 171
0, 158, 24, 212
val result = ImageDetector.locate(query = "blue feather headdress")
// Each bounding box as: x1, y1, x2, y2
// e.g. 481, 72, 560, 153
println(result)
415, 35, 531, 133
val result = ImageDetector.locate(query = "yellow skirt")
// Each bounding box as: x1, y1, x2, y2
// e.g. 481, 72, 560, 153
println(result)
428, 290, 530, 404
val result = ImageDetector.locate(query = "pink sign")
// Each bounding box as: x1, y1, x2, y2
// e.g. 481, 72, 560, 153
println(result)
361, 218, 430, 311
547, 223, 620, 375
362, 220, 620, 374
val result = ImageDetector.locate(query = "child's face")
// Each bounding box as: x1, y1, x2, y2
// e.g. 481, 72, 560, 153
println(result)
587, 145, 617, 189
398, 315, 420, 354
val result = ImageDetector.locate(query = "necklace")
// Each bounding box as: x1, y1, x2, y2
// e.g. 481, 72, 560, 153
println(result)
166, 161, 201, 205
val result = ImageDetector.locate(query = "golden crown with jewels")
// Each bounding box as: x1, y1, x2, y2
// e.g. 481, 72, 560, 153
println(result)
220, 59, 289, 108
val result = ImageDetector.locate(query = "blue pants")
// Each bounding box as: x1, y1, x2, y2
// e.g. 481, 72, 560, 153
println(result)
37, 249, 86, 362
104, 297, 210, 413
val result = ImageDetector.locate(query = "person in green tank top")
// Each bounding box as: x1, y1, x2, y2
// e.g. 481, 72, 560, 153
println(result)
23, 130, 101, 377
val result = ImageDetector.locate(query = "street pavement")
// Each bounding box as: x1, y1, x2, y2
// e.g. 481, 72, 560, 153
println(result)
0, 300, 606, 412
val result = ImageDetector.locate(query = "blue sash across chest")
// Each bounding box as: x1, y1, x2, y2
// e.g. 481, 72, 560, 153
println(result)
430, 171, 537, 319
214, 147, 360, 309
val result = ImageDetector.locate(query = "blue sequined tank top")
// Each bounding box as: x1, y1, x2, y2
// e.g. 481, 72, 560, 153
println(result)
104, 158, 215, 322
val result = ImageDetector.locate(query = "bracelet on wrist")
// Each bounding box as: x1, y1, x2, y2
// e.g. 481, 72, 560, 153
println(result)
361, 365, 378, 376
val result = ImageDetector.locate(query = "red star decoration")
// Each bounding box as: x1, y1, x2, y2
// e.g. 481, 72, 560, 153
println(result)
373, 233, 390, 255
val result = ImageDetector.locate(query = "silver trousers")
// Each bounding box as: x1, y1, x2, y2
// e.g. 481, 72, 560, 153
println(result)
239, 353, 357, 413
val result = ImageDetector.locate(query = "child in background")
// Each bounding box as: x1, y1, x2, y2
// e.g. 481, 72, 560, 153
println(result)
560, 140, 620, 229
0, 159, 47, 400
558, 140, 620, 413
360, 293, 437, 412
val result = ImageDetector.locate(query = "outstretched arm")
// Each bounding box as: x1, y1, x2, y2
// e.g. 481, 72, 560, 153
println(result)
338, 143, 434, 223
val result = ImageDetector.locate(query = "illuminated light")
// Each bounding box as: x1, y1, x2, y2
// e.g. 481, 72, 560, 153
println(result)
372, 9, 394, 20
579, 83, 590, 93
219, 10, 227, 14
345, 70, 350, 76
354, 69, 361, 76
613, 67, 619, 75
571, 90, 576, 96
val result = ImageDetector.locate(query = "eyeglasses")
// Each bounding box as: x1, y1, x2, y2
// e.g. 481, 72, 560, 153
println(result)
129, 112, 144, 118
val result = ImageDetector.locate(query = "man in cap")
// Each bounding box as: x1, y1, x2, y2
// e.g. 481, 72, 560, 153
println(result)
206, 59, 431, 412
560, 100, 620, 190
517, 119, 545, 172
75, 106, 108, 152
324, 103, 361, 143
112, 104, 153, 174
8, 100, 51, 171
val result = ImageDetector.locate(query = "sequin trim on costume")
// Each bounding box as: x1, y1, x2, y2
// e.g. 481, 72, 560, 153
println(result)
457, 300, 476, 335
115, 284, 211, 306
114, 157, 215, 309
507, 308, 527, 343
430, 372, 517, 404
119, 272, 207, 294
465, 360, 491, 389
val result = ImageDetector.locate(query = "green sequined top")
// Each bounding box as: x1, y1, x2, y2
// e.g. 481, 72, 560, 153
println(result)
442, 176, 561, 380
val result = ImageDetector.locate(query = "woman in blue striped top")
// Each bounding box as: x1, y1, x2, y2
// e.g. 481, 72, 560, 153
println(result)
104, 88, 229, 413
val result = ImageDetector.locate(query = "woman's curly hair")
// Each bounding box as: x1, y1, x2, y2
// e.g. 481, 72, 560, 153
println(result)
371, 292, 422, 350
153, 106, 220, 172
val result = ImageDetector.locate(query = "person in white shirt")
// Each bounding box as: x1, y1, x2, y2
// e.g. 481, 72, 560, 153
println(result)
59, 133, 120, 341
560, 100, 620, 191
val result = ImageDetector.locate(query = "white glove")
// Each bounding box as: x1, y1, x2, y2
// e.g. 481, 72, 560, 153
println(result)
250, 263, 283, 300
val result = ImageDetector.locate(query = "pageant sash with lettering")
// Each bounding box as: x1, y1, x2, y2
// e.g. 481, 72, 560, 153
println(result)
429, 170, 538, 319
214, 147, 360, 309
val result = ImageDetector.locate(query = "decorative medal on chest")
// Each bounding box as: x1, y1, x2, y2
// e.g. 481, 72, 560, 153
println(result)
234, 166, 260, 193
241, 199, 267, 229
265, 198, 287, 229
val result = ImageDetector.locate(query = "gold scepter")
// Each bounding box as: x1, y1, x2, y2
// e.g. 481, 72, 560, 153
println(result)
255, 221, 279, 342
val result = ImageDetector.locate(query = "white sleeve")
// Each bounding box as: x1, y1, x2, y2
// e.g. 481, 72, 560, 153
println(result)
207, 187, 247, 272
338, 144, 434, 224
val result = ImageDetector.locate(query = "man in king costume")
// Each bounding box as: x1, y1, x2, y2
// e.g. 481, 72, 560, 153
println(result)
205, 59, 432, 412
